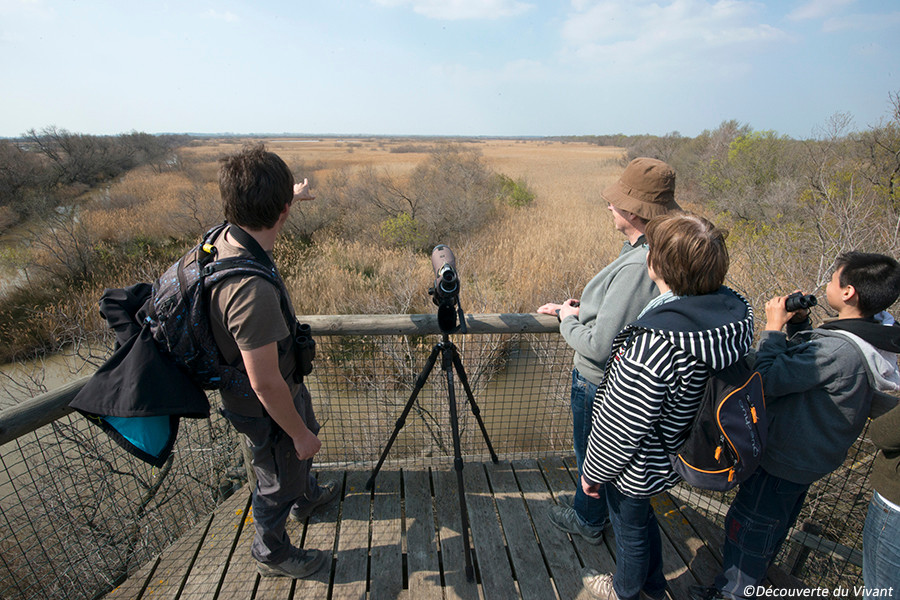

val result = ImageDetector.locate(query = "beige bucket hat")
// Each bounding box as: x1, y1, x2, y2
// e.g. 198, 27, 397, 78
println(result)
602, 157, 681, 220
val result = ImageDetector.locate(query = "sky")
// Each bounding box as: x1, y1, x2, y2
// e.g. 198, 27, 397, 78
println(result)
1, 0, 898, 139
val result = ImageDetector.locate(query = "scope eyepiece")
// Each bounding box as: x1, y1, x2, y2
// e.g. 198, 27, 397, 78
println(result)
437, 267, 459, 296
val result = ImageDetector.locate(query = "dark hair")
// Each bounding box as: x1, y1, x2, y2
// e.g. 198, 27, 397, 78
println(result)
833, 252, 900, 316
645, 213, 729, 296
218, 143, 294, 229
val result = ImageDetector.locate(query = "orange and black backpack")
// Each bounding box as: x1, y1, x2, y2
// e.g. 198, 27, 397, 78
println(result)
655, 360, 767, 491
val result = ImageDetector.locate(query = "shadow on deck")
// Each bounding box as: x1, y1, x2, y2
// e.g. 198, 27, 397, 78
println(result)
105, 457, 799, 600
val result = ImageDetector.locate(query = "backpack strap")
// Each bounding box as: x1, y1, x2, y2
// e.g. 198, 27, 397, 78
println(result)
611, 325, 677, 453
225, 223, 277, 271
202, 229, 311, 381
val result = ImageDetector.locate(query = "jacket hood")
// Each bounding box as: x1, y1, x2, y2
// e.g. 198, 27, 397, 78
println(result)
820, 318, 900, 354
630, 286, 754, 370
819, 317, 900, 393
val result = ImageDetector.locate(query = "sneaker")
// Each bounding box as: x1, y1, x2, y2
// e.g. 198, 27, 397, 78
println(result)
257, 547, 327, 579
582, 569, 620, 599
689, 585, 726, 600
290, 479, 339, 522
547, 504, 607, 545
642, 588, 668, 600
582, 569, 666, 600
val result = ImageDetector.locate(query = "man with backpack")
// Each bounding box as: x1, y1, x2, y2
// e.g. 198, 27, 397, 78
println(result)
692, 252, 900, 599
210, 144, 337, 579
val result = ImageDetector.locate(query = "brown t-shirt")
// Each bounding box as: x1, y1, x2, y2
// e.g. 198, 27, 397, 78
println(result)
208, 231, 300, 417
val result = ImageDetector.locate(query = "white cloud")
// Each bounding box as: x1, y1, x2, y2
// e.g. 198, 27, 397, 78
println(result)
373, 0, 534, 20
822, 10, 900, 32
785, 0, 900, 33
429, 58, 552, 87
204, 9, 239, 23
0, 0, 54, 21
787, 0, 856, 21
559, 0, 786, 77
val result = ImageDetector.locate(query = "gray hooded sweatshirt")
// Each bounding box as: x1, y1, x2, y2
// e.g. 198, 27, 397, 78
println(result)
755, 316, 900, 485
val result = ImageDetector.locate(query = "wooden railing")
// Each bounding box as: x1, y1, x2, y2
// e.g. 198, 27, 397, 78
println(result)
0, 313, 885, 599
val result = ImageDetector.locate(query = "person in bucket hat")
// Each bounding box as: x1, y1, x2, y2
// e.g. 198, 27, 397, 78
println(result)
537, 157, 681, 548
602, 157, 680, 220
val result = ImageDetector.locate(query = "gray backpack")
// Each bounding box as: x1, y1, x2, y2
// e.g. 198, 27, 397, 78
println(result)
147, 222, 314, 395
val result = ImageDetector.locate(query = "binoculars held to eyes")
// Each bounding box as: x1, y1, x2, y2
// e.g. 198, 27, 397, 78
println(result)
785, 292, 817, 313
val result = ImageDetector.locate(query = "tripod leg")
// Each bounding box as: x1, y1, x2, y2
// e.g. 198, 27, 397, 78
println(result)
443, 344, 476, 582
365, 344, 440, 491
450, 348, 499, 463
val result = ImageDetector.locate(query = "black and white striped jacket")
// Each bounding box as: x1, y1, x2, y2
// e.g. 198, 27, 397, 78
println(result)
582, 287, 754, 498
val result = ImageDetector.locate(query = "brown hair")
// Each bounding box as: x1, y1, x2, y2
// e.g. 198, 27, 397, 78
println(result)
218, 143, 294, 229
645, 213, 729, 296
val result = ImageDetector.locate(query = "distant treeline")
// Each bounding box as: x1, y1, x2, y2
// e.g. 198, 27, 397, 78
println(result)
1, 93, 899, 361
0, 127, 191, 231
551, 104, 900, 219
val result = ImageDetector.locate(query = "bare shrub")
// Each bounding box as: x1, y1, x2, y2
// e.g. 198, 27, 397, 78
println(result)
81, 167, 221, 244
282, 237, 432, 316
300, 144, 503, 252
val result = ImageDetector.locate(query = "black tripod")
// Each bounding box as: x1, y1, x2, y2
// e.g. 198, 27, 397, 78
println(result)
365, 305, 498, 582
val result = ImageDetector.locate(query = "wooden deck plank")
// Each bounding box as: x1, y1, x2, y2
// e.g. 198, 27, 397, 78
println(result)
463, 462, 518, 600
293, 469, 343, 599
101, 462, 750, 600
652, 500, 702, 599
404, 468, 442, 600
484, 461, 557, 600
105, 555, 159, 600
432, 467, 481, 600
332, 470, 371, 600
179, 490, 253, 600
540, 456, 618, 576
651, 493, 715, 599
653, 492, 723, 586
140, 512, 213, 600
512, 459, 593, 600
370, 470, 405, 600
215, 492, 261, 600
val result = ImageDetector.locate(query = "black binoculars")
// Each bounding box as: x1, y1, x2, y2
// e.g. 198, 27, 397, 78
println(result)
785, 292, 817, 312
294, 322, 316, 379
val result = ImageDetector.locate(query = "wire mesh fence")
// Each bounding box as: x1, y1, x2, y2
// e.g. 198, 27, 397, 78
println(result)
0, 410, 243, 600
307, 332, 573, 468
674, 426, 876, 591
0, 323, 887, 599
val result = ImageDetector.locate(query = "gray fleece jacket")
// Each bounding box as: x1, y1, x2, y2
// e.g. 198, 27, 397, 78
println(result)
755, 318, 900, 484
560, 236, 658, 384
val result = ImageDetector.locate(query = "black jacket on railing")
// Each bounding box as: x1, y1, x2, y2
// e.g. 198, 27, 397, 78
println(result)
69, 283, 209, 467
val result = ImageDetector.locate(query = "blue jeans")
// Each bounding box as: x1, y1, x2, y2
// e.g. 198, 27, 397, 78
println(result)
715, 468, 809, 598
606, 485, 667, 600
571, 369, 609, 528
863, 491, 900, 597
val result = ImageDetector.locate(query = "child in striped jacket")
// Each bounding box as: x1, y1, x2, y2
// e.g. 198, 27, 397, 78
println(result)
580, 212, 754, 600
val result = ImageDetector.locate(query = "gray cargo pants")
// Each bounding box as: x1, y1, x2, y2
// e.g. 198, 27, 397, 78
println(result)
222, 384, 319, 564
